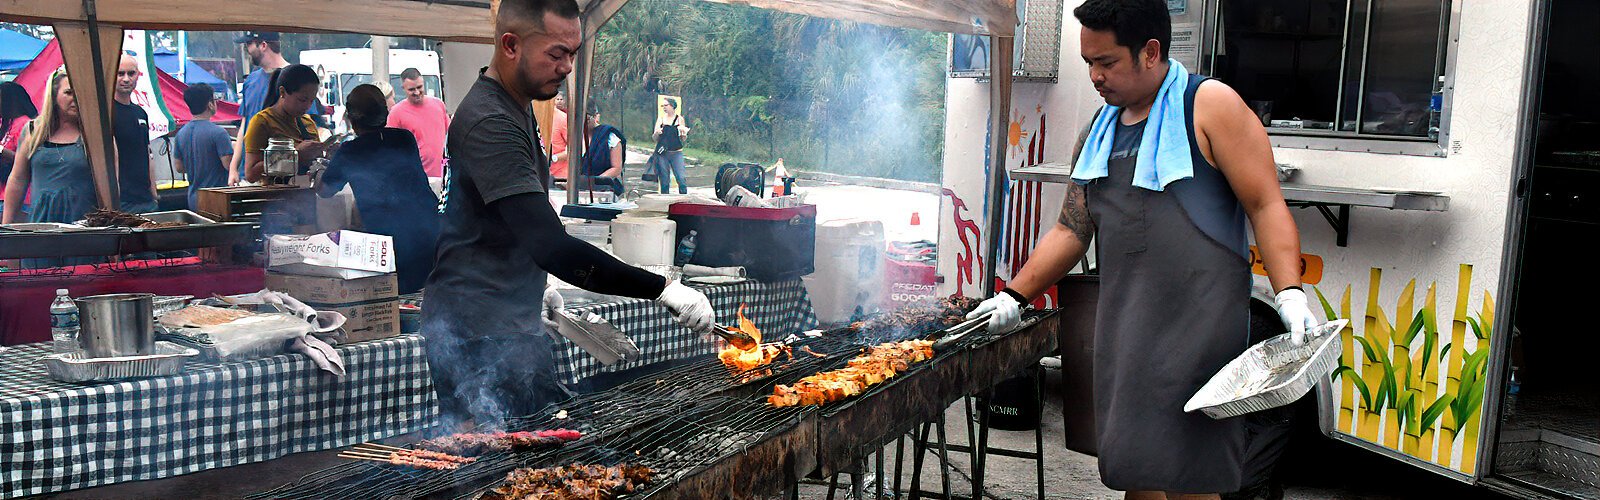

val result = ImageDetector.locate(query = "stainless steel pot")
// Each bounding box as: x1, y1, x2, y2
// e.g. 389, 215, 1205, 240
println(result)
75, 293, 156, 357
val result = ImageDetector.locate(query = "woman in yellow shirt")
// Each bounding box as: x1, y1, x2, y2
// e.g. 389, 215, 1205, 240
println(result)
242, 64, 328, 182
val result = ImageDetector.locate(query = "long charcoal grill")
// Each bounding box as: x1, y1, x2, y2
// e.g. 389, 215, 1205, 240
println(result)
248, 392, 687, 500
251, 303, 1057, 500
457, 396, 813, 500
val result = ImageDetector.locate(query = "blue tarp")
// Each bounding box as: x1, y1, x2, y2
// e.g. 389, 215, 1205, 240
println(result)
0, 29, 47, 71
151, 49, 226, 87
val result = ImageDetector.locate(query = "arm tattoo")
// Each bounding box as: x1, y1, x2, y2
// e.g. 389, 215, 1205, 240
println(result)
1058, 184, 1095, 245
1056, 118, 1096, 245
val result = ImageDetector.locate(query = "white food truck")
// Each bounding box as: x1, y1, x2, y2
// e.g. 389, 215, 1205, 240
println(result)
938, 1, 1595, 498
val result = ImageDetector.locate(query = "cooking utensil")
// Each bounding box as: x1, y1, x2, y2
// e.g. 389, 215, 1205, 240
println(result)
75, 293, 156, 358
930, 312, 993, 351
552, 310, 640, 365
710, 323, 758, 350
1184, 319, 1348, 419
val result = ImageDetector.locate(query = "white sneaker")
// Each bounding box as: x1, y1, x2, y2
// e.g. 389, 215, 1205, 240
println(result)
1039, 355, 1062, 370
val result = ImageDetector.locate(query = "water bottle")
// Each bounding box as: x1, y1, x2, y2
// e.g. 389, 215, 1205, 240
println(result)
1427, 76, 1444, 141
49, 289, 80, 354
675, 230, 699, 266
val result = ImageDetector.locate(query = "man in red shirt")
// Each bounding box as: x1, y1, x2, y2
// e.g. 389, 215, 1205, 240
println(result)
387, 67, 450, 178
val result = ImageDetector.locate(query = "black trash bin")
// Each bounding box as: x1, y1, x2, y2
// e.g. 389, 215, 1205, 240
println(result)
977, 371, 1042, 431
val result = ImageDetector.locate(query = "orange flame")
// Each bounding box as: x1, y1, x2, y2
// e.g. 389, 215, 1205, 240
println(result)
736, 303, 761, 345
719, 303, 786, 371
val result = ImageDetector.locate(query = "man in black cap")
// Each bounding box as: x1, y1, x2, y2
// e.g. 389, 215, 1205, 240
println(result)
228, 32, 288, 183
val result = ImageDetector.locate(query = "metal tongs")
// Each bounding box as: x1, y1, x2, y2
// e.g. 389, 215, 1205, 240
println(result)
928, 312, 993, 351
711, 323, 758, 350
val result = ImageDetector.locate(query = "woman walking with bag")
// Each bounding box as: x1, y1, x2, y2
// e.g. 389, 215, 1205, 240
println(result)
652, 97, 689, 194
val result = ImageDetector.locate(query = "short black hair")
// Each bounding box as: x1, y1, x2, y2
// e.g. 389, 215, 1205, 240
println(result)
343, 84, 389, 131
495, 0, 580, 32
183, 83, 215, 115
1074, 0, 1171, 60
399, 67, 423, 81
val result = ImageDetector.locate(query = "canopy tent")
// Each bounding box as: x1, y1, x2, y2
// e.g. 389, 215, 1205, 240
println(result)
0, 0, 1016, 294
151, 49, 227, 87
0, 28, 48, 71
15, 38, 241, 128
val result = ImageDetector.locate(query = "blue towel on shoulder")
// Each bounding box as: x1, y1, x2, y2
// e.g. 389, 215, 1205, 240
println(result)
1070, 59, 1194, 191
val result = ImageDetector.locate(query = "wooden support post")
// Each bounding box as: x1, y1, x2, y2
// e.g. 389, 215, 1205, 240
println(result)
980, 35, 1014, 297
52, 17, 124, 211
566, 28, 594, 204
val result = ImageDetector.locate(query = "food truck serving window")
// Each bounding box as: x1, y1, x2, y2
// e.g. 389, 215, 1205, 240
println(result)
1206, 0, 1454, 153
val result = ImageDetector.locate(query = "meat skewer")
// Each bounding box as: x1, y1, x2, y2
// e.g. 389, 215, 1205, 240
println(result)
416, 429, 583, 456
769, 339, 935, 407
351, 444, 477, 464
338, 451, 465, 470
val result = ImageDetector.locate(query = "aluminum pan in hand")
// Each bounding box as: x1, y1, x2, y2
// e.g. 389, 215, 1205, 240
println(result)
1184, 319, 1347, 420
38, 341, 198, 382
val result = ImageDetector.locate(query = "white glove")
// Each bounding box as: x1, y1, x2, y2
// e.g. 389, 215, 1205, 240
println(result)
966, 292, 1022, 334
1274, 288, 1319, 344
542, 285, 565, 334
656, 281, 714, 333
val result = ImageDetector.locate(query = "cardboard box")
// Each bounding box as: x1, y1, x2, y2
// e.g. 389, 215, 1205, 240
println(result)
267, 230, 395, 279
265, 272, 399, 304
315, 299, 401, 343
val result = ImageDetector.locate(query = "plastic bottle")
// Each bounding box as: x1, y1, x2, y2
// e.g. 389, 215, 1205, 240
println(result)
675, 230, 699, 266
1427, 75, 1444, 141
49, 289, 80, 354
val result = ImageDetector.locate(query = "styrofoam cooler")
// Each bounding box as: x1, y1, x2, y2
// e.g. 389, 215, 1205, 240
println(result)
611, 217, 677, 266
802, 219, 885, 324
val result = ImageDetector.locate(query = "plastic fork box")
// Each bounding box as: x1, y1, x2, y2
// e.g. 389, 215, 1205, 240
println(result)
667, 203, 816, 282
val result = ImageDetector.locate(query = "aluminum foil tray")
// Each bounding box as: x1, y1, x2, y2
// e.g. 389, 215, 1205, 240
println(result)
39, 341, 198, 383
1185, 319, 1348, 419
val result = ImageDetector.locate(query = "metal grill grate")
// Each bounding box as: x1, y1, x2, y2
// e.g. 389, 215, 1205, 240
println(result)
251, 301, 1016, 500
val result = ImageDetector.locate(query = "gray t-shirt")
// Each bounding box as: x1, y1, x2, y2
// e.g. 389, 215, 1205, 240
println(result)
422, 72, 549, 338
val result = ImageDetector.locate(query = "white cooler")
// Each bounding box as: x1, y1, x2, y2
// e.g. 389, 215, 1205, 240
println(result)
802, 219, 886, 324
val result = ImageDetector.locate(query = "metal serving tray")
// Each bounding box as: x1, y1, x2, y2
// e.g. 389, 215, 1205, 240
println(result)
131, 210, 254, 252
39, 341, 198, 382
1185, 319, 1348, 419
0, 227, 129, 259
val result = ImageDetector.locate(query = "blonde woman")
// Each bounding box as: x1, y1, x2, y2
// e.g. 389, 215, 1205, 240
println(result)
652, 97, 690, 194
3, 70, 95, 226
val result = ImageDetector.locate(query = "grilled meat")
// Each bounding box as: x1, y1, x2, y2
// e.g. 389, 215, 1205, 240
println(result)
844, 296, 982, 335
83, 208, 153, 228
416, 429, 582, 456
482, 464, 653, 500
768, 340, 935, 407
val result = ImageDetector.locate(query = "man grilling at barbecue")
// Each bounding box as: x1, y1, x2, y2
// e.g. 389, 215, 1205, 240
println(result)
967, 0, 1318, 498
422, 0, 715, 427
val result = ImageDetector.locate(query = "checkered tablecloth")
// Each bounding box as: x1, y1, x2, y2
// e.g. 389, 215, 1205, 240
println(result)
552, 279, 818, 384
0, 335, 437, 499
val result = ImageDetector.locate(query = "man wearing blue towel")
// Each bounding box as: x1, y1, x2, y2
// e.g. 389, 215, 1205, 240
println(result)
967, 0, 1316, 499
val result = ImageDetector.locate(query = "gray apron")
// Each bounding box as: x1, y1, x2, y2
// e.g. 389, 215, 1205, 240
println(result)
1084, 78, 1253, 493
